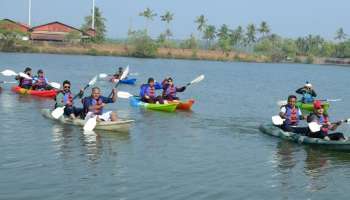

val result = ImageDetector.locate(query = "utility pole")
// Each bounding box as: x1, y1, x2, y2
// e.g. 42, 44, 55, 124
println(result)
92, 0, 95, 29
28, 0, 31, 26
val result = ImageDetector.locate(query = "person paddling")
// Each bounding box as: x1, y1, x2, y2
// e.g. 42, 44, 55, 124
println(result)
307, 100, 346, 141
112, 67, 124, 79
15, 67, 33, 89
32, 69, 52, 90
55, 80, 84, 119
140, 77, 164, 104
296, 82, 317, 103
279, 95, 308, 134
161, 77, 186, 101
82, 87, 117, 122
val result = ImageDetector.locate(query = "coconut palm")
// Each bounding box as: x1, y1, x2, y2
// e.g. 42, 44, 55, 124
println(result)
195, 15, 207, 36
258, 21, 270, 38
160, 11, 174, 40
245, 24, 256, 45
335, 28, 347, 41
203, 25, 216, 49
229, 26, 244, 47
139, 8, 157, 34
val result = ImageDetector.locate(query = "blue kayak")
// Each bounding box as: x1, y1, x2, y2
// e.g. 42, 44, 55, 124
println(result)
120, 78, 136, 85
110, 77, 137, 85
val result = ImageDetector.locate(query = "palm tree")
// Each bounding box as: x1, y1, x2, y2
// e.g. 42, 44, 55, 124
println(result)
246, 24, 256, 45
160, 11, 174, 40
195, 15, 207, 37
217, 24, 230, 39
203, 25, 216, 49
335, 28, 347, 41
229, 26, 244, 47
139, 8, 157, 34
258, 21, 270, 38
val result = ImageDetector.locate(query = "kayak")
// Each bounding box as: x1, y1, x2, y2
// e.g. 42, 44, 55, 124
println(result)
130, 97, 178, 112
41, 109, 134, 132
110, 77, 137, 85
169, 99, 195, 110
260, 123, 350, 151
12, 86, 57, 98
296, 101, 330, 113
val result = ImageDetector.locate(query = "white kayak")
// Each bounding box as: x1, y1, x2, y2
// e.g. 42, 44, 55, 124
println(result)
41, 109, 134, 132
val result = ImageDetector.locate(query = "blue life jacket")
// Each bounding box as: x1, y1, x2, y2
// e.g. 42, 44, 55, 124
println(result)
165, 85, 176, 97
284, 105, 300, 126
139, 82, 162, 97
21, 77, 32, 88
302, 93, 314, 103
84, 96, 104, 115
34, 76, 48, 89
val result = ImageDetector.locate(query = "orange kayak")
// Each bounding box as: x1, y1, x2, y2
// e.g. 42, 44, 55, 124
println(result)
12, 86, 57, 98
169, 99, 195, 110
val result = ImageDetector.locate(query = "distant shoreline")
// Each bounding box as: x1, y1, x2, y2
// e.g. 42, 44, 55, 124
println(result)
1, 42, 349, 66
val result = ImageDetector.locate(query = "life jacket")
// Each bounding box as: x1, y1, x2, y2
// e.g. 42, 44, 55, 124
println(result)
284, 105, 300, 126
34, 76, 48, 88
145, 85, 155, 98
62, 91, 74, 106
318, 115, 329, 134
20, 77, 32, 88
165, 85, 176, 97
84, 97, 104, 115
302, 92, 314, 103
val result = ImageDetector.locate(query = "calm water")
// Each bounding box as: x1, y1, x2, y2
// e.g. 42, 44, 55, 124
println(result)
1, 52, 350, 199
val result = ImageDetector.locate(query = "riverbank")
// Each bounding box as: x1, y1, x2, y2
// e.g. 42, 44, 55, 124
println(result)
1, 41, 348, 65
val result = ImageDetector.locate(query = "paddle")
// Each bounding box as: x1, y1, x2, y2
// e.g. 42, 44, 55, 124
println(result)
277, 99, 342, 106
0, 81, 17, 84
83, 68, 129, 131
51, 75, 98, 119
1, 69, 61, 89
308, 118, 350, 132
272, 115, 285, 126
185, 74, 205, 87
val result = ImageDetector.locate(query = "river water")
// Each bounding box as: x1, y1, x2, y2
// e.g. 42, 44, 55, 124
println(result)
0, 52, 350, 199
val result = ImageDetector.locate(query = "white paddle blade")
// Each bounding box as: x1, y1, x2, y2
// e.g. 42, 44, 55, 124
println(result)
272, 115, 284, 125
83, 116, 97, 131
0, 81, 16, 84
326, 99, 342, 102
98, 73, 108, 79
51, 106, 65, 119
49, 82, 61, 89
120, 66, 129, 80
190, 74, 205, 85
1, 69, 18, 76
308, 122, 322, 132
88, 76, 98, 86
117, 91, 133, 99
19, 72, 32, 80
277, 100, 287, 106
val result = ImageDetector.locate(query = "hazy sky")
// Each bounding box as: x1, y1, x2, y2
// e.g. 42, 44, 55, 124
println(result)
0, 0, 349, 40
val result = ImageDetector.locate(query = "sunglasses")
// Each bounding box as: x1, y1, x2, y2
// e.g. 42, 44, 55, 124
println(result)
63, 86, 70, 89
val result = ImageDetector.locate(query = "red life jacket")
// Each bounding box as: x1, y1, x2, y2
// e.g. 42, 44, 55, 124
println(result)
147, 86, 155, 98
90, 97, 104, 115
319, 115, 329, 133
165, 85, 176, 97
62, 91, 73, 106
284, 106, 300, 125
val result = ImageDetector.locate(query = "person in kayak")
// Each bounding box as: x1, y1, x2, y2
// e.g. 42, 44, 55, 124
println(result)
113, 67, 124, 80
32, 69, 52, 90
306, 100, 346, 141
295, 82, 317, 103
279, 95, 308, 134
82, 87, 117, 121
140, 77, 164, 104
15, 67, 33, 89
161, 77, 186, 101
55, 80, 84, 119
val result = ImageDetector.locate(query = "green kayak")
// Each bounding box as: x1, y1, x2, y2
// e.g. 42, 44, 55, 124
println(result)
130, 97, 178, 112
260, 123, 350, 151
296, 101, 330, 113
41, 109, 134, 132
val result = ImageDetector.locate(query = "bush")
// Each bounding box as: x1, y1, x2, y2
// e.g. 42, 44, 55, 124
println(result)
127, 30, 158, 58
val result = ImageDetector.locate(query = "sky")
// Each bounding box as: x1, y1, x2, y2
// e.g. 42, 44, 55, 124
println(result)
0, 0, 349, 40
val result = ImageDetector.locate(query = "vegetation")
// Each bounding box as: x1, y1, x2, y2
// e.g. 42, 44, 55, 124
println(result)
127, 30, 158, 58
81, 7, 106, 43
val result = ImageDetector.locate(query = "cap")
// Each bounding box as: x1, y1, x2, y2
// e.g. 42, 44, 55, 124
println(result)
313, 100, 322, 109
305, 81, 312, 88
38, 69, 43, 73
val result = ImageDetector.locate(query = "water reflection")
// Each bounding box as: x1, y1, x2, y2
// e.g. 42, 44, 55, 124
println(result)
274, 141, 350, 195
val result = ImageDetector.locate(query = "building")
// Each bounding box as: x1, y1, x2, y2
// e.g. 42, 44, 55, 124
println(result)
30, 21, 91, 42
0, 19, 30, 33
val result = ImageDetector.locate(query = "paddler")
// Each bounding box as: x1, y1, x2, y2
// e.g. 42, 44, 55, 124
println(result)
82, 87, 117, 121
161, 77, 186, 101
15, 67, 33, 89
296, 82, 317, 103
279, 95, 308, 134
306, 100, 347, 141
55, 80, 84, 119
140, 77, 164, 104
32, 69, 52, 90
113, 67, 124, 80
